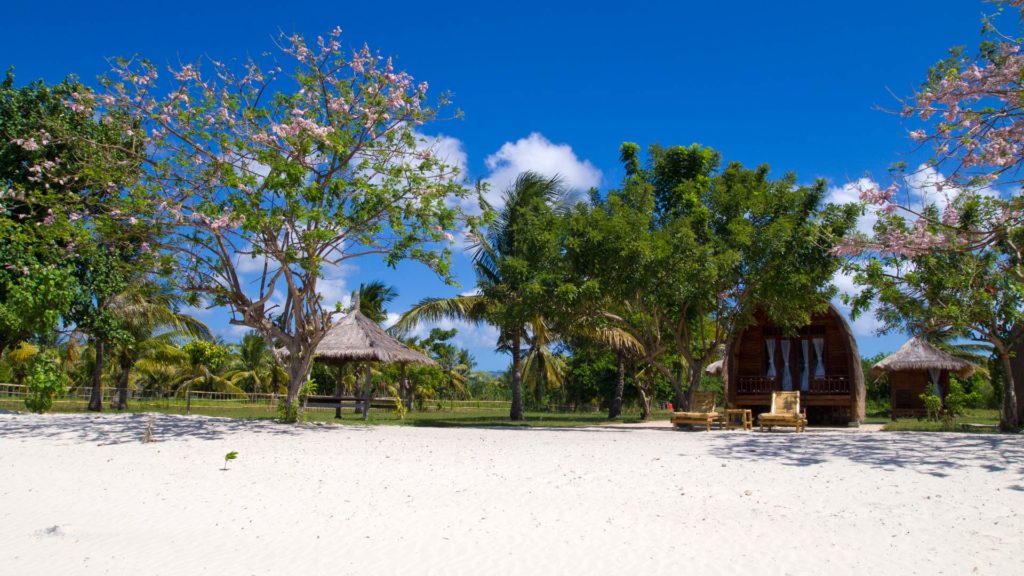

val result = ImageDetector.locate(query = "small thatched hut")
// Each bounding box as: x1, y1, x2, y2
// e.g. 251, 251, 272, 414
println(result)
722, 304, 865, 425
311, 301, 436, 419
870, 336, 975, 419
315, 308, 437, 367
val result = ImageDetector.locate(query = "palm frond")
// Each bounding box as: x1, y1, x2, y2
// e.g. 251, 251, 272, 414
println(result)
390, 294, 489, 336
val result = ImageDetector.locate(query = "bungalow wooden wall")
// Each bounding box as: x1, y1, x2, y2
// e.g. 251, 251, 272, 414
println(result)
727, 306, 864, 424
733, 310, 849, 379
890, 369, 950, 418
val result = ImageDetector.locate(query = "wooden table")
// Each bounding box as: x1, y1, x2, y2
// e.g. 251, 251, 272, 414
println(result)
723, 408, 753, 431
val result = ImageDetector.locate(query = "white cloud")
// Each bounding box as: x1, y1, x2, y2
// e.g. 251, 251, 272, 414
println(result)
831, 270, 884, 337
418, 131, 468, 181
316, 263, 355, 310
826, 177, 881, 236
483, 132, 602, 208
216, 322, 252, 341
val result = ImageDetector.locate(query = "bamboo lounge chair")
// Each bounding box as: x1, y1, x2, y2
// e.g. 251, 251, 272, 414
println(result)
757, 391, 807, 432
670, 391, 721, 431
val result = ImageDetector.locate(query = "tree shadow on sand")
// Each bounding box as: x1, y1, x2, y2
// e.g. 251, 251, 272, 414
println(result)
705, 431, 1024, 481
0, 413, 367, 445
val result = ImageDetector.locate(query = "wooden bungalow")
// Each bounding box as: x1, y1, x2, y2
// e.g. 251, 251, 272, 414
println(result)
870, 336, 975, 419
722, 304, 865, 425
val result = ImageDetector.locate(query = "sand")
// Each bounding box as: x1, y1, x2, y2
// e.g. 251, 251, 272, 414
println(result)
1, 412, 1022, 576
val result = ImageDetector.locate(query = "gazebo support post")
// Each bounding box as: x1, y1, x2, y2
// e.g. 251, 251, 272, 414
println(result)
334, 364, 345, 419
362, 365, 372, 422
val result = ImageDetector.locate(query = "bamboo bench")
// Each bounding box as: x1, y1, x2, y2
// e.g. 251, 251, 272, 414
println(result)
303, 395, 400, 414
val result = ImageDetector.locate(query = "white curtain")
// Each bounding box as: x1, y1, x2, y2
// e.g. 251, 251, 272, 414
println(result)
813, 338, 825, 378
929, 368, 943, 400
765, 339, 776, 378
781, 340, 792, 391
800, 340, 810, 391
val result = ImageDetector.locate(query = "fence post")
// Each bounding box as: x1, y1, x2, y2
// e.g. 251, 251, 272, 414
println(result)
186, 388, 192, 416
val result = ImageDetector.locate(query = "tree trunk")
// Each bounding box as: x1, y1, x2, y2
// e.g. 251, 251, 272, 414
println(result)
998, 350, 1020, 431
609, 352, 625, 419
88, 339, 105, 412
510, 330, 524, 421
671, 360, 686, 410
400, 364, 412, 412
684, 361, 705, 411
114, 352, 132, 410
284, 351, 313, 422
637, 370, 653, 421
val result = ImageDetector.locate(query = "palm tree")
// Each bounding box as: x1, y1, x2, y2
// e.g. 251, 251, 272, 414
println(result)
224, 332, 287, 394
354, 281, 399, 324
521, 317, 567, 408
107, 282, 211, 409
393, 172, 568, 420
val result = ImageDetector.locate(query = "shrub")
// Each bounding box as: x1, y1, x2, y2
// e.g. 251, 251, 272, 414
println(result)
23, 353, 68, 413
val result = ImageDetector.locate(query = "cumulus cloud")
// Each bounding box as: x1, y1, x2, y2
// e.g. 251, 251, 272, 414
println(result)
418, 131, 468, 182
827, 165, 1002, 238
826, 177, 882, 236
482, 132, 602, 208
831, 271, 884, 337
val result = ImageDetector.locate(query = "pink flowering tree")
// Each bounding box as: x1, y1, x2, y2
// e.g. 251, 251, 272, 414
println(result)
835, 2, 1024, 429
97, 28, 479, 419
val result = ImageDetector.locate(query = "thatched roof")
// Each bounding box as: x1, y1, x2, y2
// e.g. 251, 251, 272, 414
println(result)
706, 359, 724, 375
313, 306, 436, 366
870, 336, 976, 378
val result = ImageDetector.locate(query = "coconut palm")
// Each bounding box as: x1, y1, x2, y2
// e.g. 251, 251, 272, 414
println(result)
393, 172, 568, 420
224, 332, 287, 394
354, 281, 399, 324
107, 282, 212, 409
521, 316, 567, 407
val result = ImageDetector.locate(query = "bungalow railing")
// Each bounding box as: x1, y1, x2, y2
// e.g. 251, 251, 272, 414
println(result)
807, 376, 849, 394
735, 377, 775, 394
735, 376, 850, 394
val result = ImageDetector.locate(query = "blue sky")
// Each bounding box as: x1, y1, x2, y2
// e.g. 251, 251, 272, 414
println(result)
2, 1, 995, 369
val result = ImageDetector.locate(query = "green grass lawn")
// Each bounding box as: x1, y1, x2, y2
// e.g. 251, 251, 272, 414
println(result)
3, 396, 1010, 432
0, 397, 669, 427
878, 408, 1002, 432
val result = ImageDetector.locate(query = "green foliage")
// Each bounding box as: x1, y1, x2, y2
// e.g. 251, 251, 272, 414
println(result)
182, 340, 229, 373
862, 351, 891, 413
23, 352, 68, 413
562, 143, 857, 406
846, 194, 1024, 429
277, 398, 303, 423
223, 451, 238, 470
0, 71, 147, 352
95, 30, 477, 416
920, 390, 944, 422
396, 172, 568, 419
921, 377, 983, 423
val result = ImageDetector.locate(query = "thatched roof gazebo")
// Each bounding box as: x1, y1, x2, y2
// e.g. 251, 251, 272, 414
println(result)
871, 336, 976, 419
315, 307, 437, 367
309, 297, 436, 420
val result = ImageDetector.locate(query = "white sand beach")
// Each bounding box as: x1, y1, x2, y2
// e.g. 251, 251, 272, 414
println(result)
2, 412, 1023, 576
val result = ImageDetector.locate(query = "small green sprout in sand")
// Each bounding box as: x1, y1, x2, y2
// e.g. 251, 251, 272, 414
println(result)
223, 451, 239, 471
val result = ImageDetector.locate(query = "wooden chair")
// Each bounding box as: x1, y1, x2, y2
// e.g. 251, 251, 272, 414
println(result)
757, 391, 807, 432
670, 391, 721, 431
